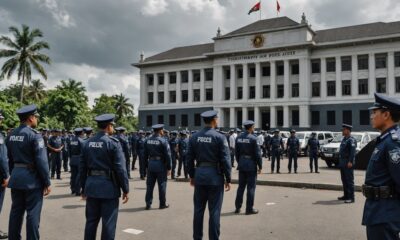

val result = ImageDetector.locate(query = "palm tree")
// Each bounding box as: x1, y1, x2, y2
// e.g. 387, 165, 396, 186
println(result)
57, 79, 88, 101
25, 79, 46, 102
0, 24, 51, 102
113, 94, 134, 120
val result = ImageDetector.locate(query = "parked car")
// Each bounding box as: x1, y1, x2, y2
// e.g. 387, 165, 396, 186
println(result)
296, 131, 334, 156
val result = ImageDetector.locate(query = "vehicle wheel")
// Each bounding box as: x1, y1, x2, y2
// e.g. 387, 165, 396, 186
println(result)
325, 160, 333, 168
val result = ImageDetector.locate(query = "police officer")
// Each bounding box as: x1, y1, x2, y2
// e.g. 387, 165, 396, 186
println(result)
6, 104, 51, 240
130, 131, 138, 170
269, 129, 284, 174
0, 112, 9, 239
187, 110, 231, 240
362, 93, 400, 239
80, 114, 129, 240
136, 130, 147, 180
115, 127, 132, 179
307, 132, 320, 173
62, 129, 70, 172
234, 120, 262, 215
287, 129, 300, 174
169, 131, 179, 179
69, 128, 85, 196
338, 124, 356, 203
264, 131, 271, 160
83, 127, 93, 139
48, 129, 64, 179
178, 131, 190, 178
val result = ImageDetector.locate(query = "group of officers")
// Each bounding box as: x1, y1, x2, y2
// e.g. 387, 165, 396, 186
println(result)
0, 91, 398, 240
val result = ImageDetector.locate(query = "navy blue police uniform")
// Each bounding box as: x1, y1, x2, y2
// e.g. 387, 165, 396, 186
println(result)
187, 110, 232, 240
169, 131, 179, 179
264, 133, 271, 160
130, 132, 138, 170
143, 124, 172, 209
287, 130, 300, 173
269, 130, 284, 173
338, 124, 356, 203
307, 133, 320, 173
234, 120, 262, 214
48, 129, 64, 179
136, 130, 147, 180
62, 131, 70, 172
0, 112, 9, 239
362, 93, 400, 239
6, 105, 51, 240
178, 131, 189, 178
115, 127, 132, 179
80, 114, 129, 240
69, 128, 84, 196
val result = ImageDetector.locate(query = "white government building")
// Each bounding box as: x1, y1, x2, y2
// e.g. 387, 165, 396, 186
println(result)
133, 15, 400, 131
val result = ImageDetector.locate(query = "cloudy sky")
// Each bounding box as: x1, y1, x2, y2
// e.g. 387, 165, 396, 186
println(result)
0, 0, 399, 112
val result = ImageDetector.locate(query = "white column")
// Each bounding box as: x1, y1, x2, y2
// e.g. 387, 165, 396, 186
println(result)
176, 71, 182, 103
388, 52, 395, 95
230, 65, 236, 100
200, 69, 205, 102
299, 105, 310, 128
242, 64, 249, 100
254, 106, 261, 128
229, 107, 236, 128
321, 58, 327, 98
283, 105, 289, 128
164, 72, 169, 104
255, 62, 261, 99
213, 66, 224, 101
270, 61, 276, 99
242, 107, 248, 123
140, 72, 146, 105
215, 107, 224, 127
299, 58, 310, 99
284, 60, 290, 100
351, 55, 358, 96
153, 73, 158, 104
336, 56, 342, 97
188, 70, 193, 103
369, 53, 376, 97
270, 106, 276, 128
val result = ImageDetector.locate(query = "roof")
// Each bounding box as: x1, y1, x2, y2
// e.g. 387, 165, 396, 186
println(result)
143, 43, 214, 63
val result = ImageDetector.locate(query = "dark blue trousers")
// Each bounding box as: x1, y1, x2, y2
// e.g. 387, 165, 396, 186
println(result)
235, 171, 257, 211
193, 184, 224, 240
84, 197, 119, 240
138, 153, 146, 178
367, 223, 400, 240
62, 150, 69, 171
125, 154, 131, 178
70, 165, 80, 195
288, 152, 298, 172
9, 188, 43, 240
171, 154, 177, 178
309, 152, 318, 172
271, 150, 280, 172
340, 167, 354, 200
145, 171, 167, 206
51, 153, 62, 178
0, 187, 5, 213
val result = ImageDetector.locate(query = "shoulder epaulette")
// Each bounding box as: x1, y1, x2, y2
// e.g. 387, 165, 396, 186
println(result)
29, 128, 40, 134
109, 136, 120, 142
391, 129, 400, 141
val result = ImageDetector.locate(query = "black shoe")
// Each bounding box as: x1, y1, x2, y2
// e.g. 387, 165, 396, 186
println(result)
288, 171, 291, 174
344, 199, 355, 204
57, 177, 62, 180
159, 204, 169, 209
145, 205, 151, 210
234, 208, 241, 214
0, 230, 8, 239
315, 171, 320, 174
310, 170, 313, 173
140, 177, 145, 180
245, 209, 259, 215
338, 196, 346, 200
277, 171, 280, 174
295, 171, 298, 174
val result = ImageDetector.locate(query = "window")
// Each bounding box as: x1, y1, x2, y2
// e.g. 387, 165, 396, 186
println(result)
169, 115, 176, 127
205, 69, 213, 81
326, 58, 336, 72
193, 89, 200, 102
249, 67, 256, 78
311, 111, 320, 125
343, 110, 352, 125
225, 87, 230, 100
358, 55, 369, 70
342, 80, 351, 96
169, 72, 176, 84
292, 110, 299, 126
341, 56, 352, 71
158, 74, 164, 85
225, 69, 231, 79
396, 77, 400, 93
181, 114, 188, 127
146, 115, 152, 127
194, 114, 201, 127
376, 78, 386, 93
311, 59, 321, 73
375, 54, 387, 69
147, 74, 154, 86
358, 79, 368, 95
158, 115, 164, 124
237, 111, 242, 127
360, 110, 370, 125
277, 110, 283, 126
262, 66, 270, 76
327, 111, 336, 125
395, 52, 400, 67
277, 63, 284, 76
205, 89, 213, 101
169, 91, 176, 103
277, 84, 284, 98
318, 133, 324, 141
181, 71, 188, 83
193, 70, 200, 82
147, 92, 153, 104
249, 86, 256, 99
248, 110, 254, 121
291, 83, 299, 98
181, 90, 188, 102
237, 68, 243, 79
262, 85, 270, 98
291, 63, 299, 75
158, 92, 164, 104
327, 81, 336, 97
237, 87, 243, 99
312, 82, 321, 97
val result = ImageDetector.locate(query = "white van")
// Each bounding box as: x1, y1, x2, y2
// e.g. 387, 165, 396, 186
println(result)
296, 131, 334, 156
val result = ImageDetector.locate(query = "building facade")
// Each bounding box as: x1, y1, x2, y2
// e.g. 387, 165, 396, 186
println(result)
133, 15, 400, 131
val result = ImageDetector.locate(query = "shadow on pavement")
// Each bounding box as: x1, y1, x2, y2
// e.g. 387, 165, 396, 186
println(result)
63, 205, 85, 209
46, 194, 76, 200
312, 200, 345, 206
134, 187, 147, 190
221, 211, 239, 217
119, 207, 149, 213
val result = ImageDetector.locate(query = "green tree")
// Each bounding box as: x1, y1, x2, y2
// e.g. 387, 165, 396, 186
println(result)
0, 24, 51, 102
0, 94, 21, 129
25, 79, 46, 103
57, 79, 87, 102
92, 94, 117, 116
113, 93, 134, 121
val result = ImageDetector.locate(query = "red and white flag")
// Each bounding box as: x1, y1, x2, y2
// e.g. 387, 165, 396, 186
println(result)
277, 0, 281, 13
248, 2, 261, 15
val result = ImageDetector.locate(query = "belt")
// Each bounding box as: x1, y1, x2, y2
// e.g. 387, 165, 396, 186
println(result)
14, 163, 33, 169
88, 170, 110, 178
150, 156, 162, 160
362, 185, 399, 200
197, 162, 218, 167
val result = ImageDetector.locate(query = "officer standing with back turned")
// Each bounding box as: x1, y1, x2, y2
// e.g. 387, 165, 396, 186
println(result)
269, 129, 284, 174
286, 129, 300, 174
187, 110, 231, 240
362, 93, 400, 239
338, 124, 356, 203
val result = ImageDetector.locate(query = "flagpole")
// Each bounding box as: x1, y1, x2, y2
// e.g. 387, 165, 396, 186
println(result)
259, 0, 262, 20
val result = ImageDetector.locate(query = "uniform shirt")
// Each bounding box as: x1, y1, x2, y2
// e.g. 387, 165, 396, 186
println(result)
307, 137, 320, 152
286, 136, 300, 153
169, 137, 179, 158
178, 137, 189, 157
80, 131, 129, 199
136, 136, 146, 154
0, 132, 9, 181
235, 132, 262, 172
48, 135, 63, 154
116, 133, 130, 161
362, 125, 400, 226
69, 135, 84, 166
339, 136, 356, 167
130, 134, 138, 155
143, 134, 172, 173
269, 135, 283, 151
187, 127, 232, 185
62, 135, 69, 153
6, 124, 50, 189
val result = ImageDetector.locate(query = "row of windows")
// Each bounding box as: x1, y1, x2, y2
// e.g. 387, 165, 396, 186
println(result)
148, 89, 213, 104
146, 114, 203, 127
224, 62, 300, 79
146, 69, 213, 86
311, 110, 370, 126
